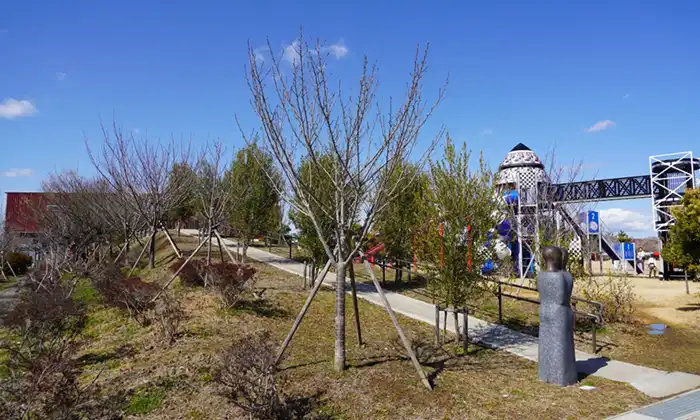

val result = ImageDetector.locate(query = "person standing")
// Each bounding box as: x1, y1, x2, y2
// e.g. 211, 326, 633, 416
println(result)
647, 256, 658, 279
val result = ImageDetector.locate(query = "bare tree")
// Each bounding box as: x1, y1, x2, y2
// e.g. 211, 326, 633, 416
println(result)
194, 141, 234, 274
87, 122, 193, 268
240, 34, 445, 377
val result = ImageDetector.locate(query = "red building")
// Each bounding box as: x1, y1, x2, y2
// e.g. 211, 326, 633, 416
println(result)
4, 192, 54, 235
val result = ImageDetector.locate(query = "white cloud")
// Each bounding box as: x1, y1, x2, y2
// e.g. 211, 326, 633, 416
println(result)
585, 119, 615, 133
0, 98, 38, 119
622, 93, 630, 100
0, 168, 34, 177
482, 128, 493, 135
132, 128, 140, 135
599, 208, 653, 235
283, 41, 301, 66
253, 46, 268, 63
323, 41, 348, 59
283, 39, 349, 65
56, 72, 67, 81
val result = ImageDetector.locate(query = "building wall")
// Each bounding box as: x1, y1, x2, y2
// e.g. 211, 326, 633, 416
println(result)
4, 192, 53, 234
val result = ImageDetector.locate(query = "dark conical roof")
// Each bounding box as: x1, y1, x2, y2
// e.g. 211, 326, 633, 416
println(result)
510, 143, 531, 152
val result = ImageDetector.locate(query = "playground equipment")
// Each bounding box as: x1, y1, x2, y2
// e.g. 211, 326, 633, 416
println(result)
493, 144, 699, 281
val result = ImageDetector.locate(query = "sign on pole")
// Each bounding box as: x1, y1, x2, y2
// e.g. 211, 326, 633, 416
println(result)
623, 242, 636, 261
587, 210, 600, 234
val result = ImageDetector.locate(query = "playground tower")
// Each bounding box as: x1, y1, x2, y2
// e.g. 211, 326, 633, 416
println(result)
495, 143, 551, 280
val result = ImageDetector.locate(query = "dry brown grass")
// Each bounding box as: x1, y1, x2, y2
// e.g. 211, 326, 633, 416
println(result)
46, 234, 656, 419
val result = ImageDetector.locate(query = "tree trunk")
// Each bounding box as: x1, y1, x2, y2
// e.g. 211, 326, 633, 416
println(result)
148, 225, 157, 269
176, 220, 181, 237
241, 242, 248, 264
335, 260, 347, 372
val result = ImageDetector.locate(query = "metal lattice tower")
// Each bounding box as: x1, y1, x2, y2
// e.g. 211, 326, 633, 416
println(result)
649, 152, 698, 233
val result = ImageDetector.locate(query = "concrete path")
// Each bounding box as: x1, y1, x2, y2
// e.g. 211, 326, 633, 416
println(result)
611, 388, 700, 419
181, 230, 700, 399
0, 278, 23, 326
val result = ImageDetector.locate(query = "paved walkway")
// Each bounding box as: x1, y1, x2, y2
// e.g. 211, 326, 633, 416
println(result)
611, 388, 700, 419
181, 230, 700, 400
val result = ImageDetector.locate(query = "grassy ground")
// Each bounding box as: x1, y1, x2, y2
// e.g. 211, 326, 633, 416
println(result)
22, 233, 650, 419
356, 271, 700, 375
219, 237, 700, 375
0, 276, 17, 291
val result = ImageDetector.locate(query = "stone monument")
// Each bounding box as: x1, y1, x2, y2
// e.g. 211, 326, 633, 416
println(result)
537, 246, 578, 386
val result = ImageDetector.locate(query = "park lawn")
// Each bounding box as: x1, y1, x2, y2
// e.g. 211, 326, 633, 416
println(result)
375, 273, 700, 376
174, 232, 700, 377
49, 234, 654, 419
0, 276, 17, 291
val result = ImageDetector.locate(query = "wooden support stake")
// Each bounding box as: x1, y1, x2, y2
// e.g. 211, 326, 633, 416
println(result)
360, 251, 432, 391
161, 225, 182, 258
349, 263, 363, 346
129, 233, 153, 277
275, 260, 332, 365
152, 235, 209, 302
214, 230, 237, 264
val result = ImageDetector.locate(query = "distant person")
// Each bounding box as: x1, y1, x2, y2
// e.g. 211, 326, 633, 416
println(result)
647, 256, 658, 278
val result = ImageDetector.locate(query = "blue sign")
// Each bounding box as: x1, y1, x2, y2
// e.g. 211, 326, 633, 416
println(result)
587, 210, 600, 234
613, 243, 622, 257
623, 242, 635, 261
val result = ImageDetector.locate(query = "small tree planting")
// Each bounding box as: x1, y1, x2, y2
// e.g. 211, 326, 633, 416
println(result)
422, 138, 500, 349
224, 143, 283, 263
242, 34, 444, 383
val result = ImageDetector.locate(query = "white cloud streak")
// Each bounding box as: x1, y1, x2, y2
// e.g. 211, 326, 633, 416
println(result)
0, 168, 34, 177
482, 128, 493, 135
56, 72, 67, 81
0, 98, 38, 119
283, 39, 349, 65
599, 208, 653, 235
324, 41, 348, 58
585, 119, 615, 133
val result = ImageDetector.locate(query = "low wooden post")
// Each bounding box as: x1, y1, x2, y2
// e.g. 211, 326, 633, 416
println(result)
434, 304, 441, 345
288, 240, 293, 260
497, 282, 503, 324
303, 262, 308, 289
381, 261, 386, 287
591, 320, 597, 354
462, 308, 469, 352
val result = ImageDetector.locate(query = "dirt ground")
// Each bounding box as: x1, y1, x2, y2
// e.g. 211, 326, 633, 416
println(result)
625, 276, 700, 327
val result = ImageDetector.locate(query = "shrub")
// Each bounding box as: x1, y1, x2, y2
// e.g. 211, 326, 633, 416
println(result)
203, 263, 257, 308
154, 292, 185, 344
214, 330, 287, 419
3, 283, 87, 338
579, 273, 637, 324
169, 258, 206, 287
3, 251, 33, 275
0, 283, 98, 419
90, 264, 158, 326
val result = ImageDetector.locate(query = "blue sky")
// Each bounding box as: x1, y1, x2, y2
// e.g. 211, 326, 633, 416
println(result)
2, 0, 699, 237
